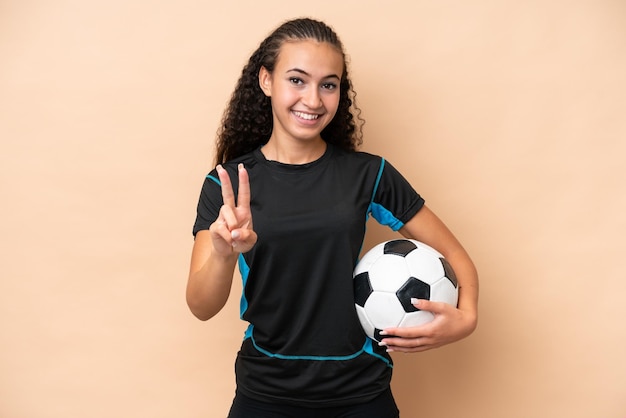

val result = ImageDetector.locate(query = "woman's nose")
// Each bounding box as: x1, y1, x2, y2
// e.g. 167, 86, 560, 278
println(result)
302, 87, 322, 109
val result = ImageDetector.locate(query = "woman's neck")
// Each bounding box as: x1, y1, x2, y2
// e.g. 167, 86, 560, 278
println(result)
261, 137, 327, 165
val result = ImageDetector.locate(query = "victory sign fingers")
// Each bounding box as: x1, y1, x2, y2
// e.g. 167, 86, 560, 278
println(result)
213, 163, 256, 253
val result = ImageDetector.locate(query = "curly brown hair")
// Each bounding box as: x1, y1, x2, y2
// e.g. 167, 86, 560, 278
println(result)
214, 18, 364, 165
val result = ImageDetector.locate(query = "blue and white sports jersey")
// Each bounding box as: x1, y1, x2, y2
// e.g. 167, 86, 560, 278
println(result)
193, 144, 424, 407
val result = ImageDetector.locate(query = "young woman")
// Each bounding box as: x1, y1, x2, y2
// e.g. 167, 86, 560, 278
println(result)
187, 18, 478, 418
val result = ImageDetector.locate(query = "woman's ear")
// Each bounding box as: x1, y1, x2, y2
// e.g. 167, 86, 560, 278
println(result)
259, 66, 272, 97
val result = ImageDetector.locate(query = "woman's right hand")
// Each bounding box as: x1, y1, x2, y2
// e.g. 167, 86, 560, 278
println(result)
187, 163, 256, 320
209, 163, 257, 255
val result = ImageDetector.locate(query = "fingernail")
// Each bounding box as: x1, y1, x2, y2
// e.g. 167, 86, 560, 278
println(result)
411, 298, 420, 306
216, 164, 224, 172
238, 163, 244, 171
231, 230, 240, 239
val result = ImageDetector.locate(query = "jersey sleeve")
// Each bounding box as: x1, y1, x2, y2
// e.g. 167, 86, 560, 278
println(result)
192, 171, 223, 237
369, 159, 425, 231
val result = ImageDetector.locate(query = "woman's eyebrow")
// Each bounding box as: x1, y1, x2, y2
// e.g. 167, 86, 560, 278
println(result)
287, 67, 340, 80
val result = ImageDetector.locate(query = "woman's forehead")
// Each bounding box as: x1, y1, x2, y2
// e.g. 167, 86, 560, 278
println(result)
275, 40, 344, 76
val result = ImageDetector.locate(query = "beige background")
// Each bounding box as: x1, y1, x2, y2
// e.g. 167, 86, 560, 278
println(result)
1, 0, 625, 417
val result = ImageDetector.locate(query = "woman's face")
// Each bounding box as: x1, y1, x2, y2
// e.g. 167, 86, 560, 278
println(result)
259, 40, 344, 146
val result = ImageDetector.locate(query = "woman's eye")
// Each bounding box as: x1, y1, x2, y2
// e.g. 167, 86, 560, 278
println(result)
289, 77, 303, 85
322, 83, 337, 90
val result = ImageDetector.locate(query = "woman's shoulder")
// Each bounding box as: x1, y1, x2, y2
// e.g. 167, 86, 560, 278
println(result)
331, 144, 384, 167
217, 149, 260, 170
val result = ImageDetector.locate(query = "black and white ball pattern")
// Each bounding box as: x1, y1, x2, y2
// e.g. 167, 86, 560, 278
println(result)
353, 239, 458, 342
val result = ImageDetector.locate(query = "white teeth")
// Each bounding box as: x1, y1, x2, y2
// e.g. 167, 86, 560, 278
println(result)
293, 111, 319, 120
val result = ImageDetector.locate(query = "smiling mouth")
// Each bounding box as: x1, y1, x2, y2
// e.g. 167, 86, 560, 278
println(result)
293, 111, 320, 121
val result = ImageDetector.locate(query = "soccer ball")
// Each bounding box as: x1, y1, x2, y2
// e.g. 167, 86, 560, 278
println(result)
353, 239, 458, 342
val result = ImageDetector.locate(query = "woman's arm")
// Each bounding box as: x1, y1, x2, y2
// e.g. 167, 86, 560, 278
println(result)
380, 205, 479, 352
186, 230, 239, 321
186, 164, 257, 321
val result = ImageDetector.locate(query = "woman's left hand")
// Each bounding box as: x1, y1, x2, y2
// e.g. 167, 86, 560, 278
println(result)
378, 298, 477, 353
